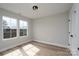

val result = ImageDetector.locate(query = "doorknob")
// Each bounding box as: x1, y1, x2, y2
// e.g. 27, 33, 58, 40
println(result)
70, 35, 73, 37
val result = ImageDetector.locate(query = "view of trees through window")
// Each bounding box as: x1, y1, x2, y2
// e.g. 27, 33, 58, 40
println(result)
3, 16, 28, 39
19, 20, 28, 36
3, 16, 17, 39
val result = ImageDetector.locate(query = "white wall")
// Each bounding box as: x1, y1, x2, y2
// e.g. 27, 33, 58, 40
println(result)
0, 8, 69, 52
33, 12, 69, 48
69, 3, 79, 56
0, 8, 33, 52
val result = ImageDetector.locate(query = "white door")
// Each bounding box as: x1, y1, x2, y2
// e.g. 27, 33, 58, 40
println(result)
74, 4, 79, 55
69, 4, 79, 55
69, 4, 77, 55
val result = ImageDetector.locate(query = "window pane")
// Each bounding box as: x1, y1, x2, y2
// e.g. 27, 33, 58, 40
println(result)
23, 29, 27, 35
20, 29, 24, 36
3, 29, 10, 38
10, 18, 17, 29
11, 29, 17, 37
3, 16, 11, 29
19, 20, 28, 29
20, 29, 27, 36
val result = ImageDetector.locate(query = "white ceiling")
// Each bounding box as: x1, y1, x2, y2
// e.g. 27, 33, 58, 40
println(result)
0, 3, 72, 19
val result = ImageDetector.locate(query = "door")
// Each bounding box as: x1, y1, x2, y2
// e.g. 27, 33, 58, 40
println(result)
69, 4, 77, 55
69, 4, 79, 55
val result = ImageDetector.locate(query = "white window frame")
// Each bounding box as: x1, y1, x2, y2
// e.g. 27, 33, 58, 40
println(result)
2, 16, 18, 40
19, 20, 28, 37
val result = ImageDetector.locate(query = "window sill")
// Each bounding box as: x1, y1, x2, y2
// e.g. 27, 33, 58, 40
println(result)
19, 35, 28, 38
2, 35, 28, 41
2, 37, 18, 41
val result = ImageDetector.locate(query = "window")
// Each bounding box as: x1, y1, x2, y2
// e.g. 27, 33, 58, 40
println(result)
19, 20, 28, 36
2, 16, 28, 39
3, 16, 17, 39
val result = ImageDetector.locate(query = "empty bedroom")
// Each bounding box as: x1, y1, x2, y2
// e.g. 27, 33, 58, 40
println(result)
0, 3, 79, 56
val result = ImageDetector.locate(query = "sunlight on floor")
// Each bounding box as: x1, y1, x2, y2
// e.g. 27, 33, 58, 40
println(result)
4, 44, 40, 56
4, 49, 23, 56
23, 44, 40, 56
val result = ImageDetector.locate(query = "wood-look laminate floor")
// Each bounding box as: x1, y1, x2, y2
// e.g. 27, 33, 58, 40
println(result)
0, 41, 72, 56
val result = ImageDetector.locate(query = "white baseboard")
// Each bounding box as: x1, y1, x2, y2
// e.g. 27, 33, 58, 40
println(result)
0, 39, 33, 52
34, 40, 68, 48
0, 39, 68, 52
69, 47, 78, 56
